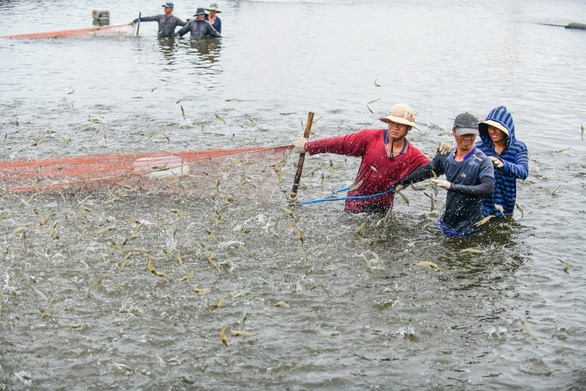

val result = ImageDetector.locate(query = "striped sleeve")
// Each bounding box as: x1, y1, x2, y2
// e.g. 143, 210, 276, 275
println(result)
501, 141, 529, 180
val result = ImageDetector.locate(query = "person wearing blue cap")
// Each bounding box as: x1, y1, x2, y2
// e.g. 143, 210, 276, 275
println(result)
476, 106, 529, 217
176, 8, 222, 39
132, 2, 186, 38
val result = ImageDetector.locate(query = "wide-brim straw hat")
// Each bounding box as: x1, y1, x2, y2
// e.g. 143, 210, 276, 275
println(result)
380, 104, 419, 130
478, 119, 510, 136
206, 3, 222, 13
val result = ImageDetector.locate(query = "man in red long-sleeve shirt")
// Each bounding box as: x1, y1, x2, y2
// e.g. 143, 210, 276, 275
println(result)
293, 104, 443, 214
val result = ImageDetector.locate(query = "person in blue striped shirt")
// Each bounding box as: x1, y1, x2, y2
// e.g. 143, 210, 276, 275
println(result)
477, 106, 529, 217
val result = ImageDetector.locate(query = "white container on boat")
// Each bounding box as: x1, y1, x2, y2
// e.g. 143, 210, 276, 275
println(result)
92, 10, 110, 20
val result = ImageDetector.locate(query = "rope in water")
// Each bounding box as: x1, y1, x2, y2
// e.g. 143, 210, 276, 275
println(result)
298, 186, 396, 205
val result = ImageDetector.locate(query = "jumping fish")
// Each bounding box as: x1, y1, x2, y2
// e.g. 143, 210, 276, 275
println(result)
274, 301, 289, 308
160, 129, 171, 142
33, 288, 51, 303
495, 204, 505, 216
557, 258, 571, 272
460, 248, 483, 254
518, 315, 539, 339
515, 203, 524, 218
180, 105, 186, 120
87, 276, 106, 298
170, 209, 186, 216
424, 192, 435, 211
363, 254, 373, 270
146, 259, 172, 281
208, 252, 221, 272
230, 330, 258, 337
210, 293, 228, 312
398, 191, 409, 206
474, 215, 494, 226
180, 270, 195, 281
49, 221, 58, 237
206, 228, 218, 241
318, 324, 340, 337
281, 207, 295, 218
215, 113, 226, 124
415, 262, 439, 270
349, 180, 363, 192
97, 226, 116, 235
294, 227, 304, 244
193, 287, 212, 294
356, 221, 366, 235
219, 324, 230, 347
233, 288, 251, 298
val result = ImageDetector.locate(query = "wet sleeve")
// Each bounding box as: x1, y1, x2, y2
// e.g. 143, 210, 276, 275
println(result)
138, 16, 158, 22
502, 145, 529, 180
397, 162, 433, 185
307, 130, 371, 157
177, 22, 190, 37
450, 176, 494, 197
176, 18, 186, 27
208, 24, 222, 37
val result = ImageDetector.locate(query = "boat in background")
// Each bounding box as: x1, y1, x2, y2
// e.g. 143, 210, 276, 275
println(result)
0, 146, 293, 201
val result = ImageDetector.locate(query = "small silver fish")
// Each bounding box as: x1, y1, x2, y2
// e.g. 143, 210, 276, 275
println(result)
518, 315, 538, 339
415, 262, 439, 270
210, 293, 228, 312
215, 113, 226, 124
219, 324, 230, 347
318, 324, 340, 337
460, 248, 483, 254
515, 203, 524, 218
474, 215, 494, 227
557, 258, 571, 272
494, 204, 505, 216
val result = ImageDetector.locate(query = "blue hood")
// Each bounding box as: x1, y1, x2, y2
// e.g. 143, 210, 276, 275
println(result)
478, 106, 517, 151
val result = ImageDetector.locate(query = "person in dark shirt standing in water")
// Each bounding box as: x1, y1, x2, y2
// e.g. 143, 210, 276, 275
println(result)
396, 113, 494, 236
205, 3, 222, 34
177, 8, 222, 40
133, 2, 186, 39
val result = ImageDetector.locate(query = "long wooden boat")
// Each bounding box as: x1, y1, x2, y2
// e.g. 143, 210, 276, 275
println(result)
0, 23, 133, 39
0, 146, 292, 200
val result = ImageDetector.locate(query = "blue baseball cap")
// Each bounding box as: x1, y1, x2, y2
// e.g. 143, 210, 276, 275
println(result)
162, 2, 174, 8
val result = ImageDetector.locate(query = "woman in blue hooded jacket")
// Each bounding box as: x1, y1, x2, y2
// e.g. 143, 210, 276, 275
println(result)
476, 106, 529, 217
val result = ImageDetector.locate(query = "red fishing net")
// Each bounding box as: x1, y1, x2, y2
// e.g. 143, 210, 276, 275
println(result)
0, 146, 293, 201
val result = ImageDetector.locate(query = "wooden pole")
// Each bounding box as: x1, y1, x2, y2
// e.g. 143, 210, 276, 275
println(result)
289, 112, 314, 203
136, 12, 141, 36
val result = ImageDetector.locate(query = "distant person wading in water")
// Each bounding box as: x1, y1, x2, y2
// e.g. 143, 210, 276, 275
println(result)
205, 3, 222, 34
132, 2, 186, 38
177, 8, 222, 39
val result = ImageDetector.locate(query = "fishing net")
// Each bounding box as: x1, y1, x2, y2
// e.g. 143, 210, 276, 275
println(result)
0, 146, 293, 202
0, 23, 134, 39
